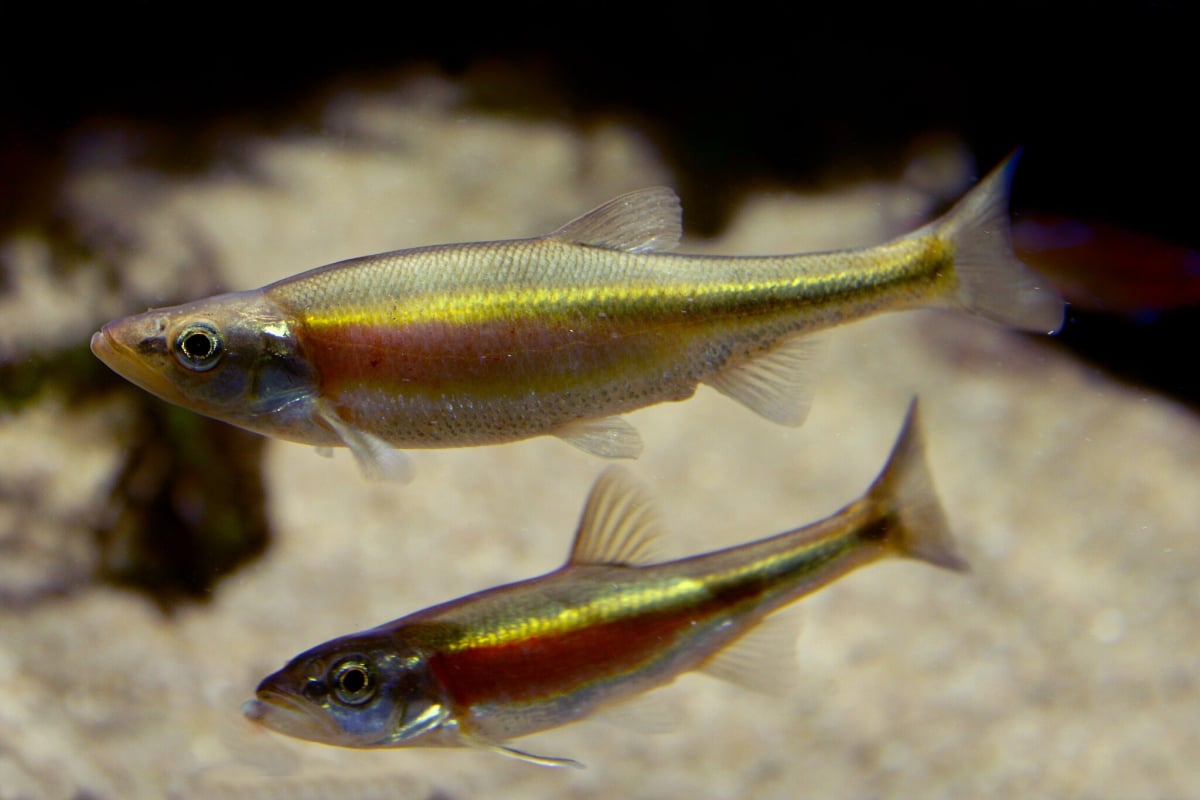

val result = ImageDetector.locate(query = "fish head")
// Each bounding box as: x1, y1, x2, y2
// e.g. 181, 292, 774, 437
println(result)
244, 634, 448, 749
91, 290, 317, 431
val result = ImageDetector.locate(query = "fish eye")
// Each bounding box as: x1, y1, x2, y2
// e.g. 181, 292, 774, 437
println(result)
331, 658, 376, 706
174, 322, 224, 372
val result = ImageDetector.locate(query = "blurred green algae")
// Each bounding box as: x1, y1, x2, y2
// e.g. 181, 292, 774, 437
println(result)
0, 231, 271, 610
95, 400, 268, 609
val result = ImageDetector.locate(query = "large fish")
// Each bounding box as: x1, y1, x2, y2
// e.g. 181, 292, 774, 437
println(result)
91, 155, 1062, 479
243, 401, 966, 767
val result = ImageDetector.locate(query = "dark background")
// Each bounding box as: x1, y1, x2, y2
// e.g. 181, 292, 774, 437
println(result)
4, 3, 1197, 405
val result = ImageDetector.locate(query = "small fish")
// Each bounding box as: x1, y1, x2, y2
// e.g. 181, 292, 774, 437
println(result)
91, 155, 1062, 480
243, 400, 966, 767
1012, 213, 1200, 313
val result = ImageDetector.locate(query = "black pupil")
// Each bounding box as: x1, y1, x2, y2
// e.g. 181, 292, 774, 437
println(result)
340, 667, 367, 694
183, 332, 213, 360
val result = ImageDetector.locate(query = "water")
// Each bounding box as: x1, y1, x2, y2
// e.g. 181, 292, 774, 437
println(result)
1, 78, 1196, 799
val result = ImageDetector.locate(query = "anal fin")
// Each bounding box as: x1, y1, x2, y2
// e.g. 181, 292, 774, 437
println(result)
699, 609, 804, 696
703, 335, 823, 427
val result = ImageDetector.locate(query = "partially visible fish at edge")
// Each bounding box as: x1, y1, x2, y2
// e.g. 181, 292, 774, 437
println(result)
91, 154, 1064, 480
1013, 212, 1200, 313
242, 400, 967, 767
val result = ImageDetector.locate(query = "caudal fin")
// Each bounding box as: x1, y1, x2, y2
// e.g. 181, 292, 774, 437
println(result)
867, 399, 968, 572
928, 151, 1065, 334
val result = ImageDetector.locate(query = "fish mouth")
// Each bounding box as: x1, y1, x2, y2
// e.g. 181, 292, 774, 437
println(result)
243, 689, 342, 745
90, 323, 189, 407
89, 328, 121, 368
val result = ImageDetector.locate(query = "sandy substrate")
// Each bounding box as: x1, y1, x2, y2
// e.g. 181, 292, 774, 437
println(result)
1, 77, 1196, 799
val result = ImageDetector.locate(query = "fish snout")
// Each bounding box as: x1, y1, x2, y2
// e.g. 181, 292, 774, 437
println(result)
89, 315, 195, 406
89, 318, 145, 371
89, 328, 115, 362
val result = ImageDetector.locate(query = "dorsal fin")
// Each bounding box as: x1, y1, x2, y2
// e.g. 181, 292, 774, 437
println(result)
547, 187, 682, 253
568, 467, 661, 566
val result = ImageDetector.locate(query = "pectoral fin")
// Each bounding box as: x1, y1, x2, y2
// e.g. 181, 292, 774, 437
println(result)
315, 402, 414, 483
461, 733, 585, 769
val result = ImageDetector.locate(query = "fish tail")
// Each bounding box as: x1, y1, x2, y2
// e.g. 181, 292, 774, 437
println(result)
928, 150, 1065, 334
865, 399, 968, 572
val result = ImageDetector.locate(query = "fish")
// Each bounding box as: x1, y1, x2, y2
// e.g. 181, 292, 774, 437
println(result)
1012, 212, 1200, 313
242, 400, 967, 767
91, 154, 1063, 480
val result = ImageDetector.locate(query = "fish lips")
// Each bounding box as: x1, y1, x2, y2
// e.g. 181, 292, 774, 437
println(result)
90, 319, 191, 407
243, 687, 343, 745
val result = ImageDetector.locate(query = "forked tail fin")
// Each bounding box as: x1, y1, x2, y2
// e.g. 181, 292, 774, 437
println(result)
927, 151, 1066, 334
868, 399, 968, 572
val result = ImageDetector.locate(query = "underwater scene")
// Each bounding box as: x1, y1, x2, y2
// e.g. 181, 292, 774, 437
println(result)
2, 21, 1197, 800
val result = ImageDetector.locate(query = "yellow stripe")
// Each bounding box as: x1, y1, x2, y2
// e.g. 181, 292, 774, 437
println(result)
293, 237, 952, 330
442, 529, 857, 653
444, 578, 706, 652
